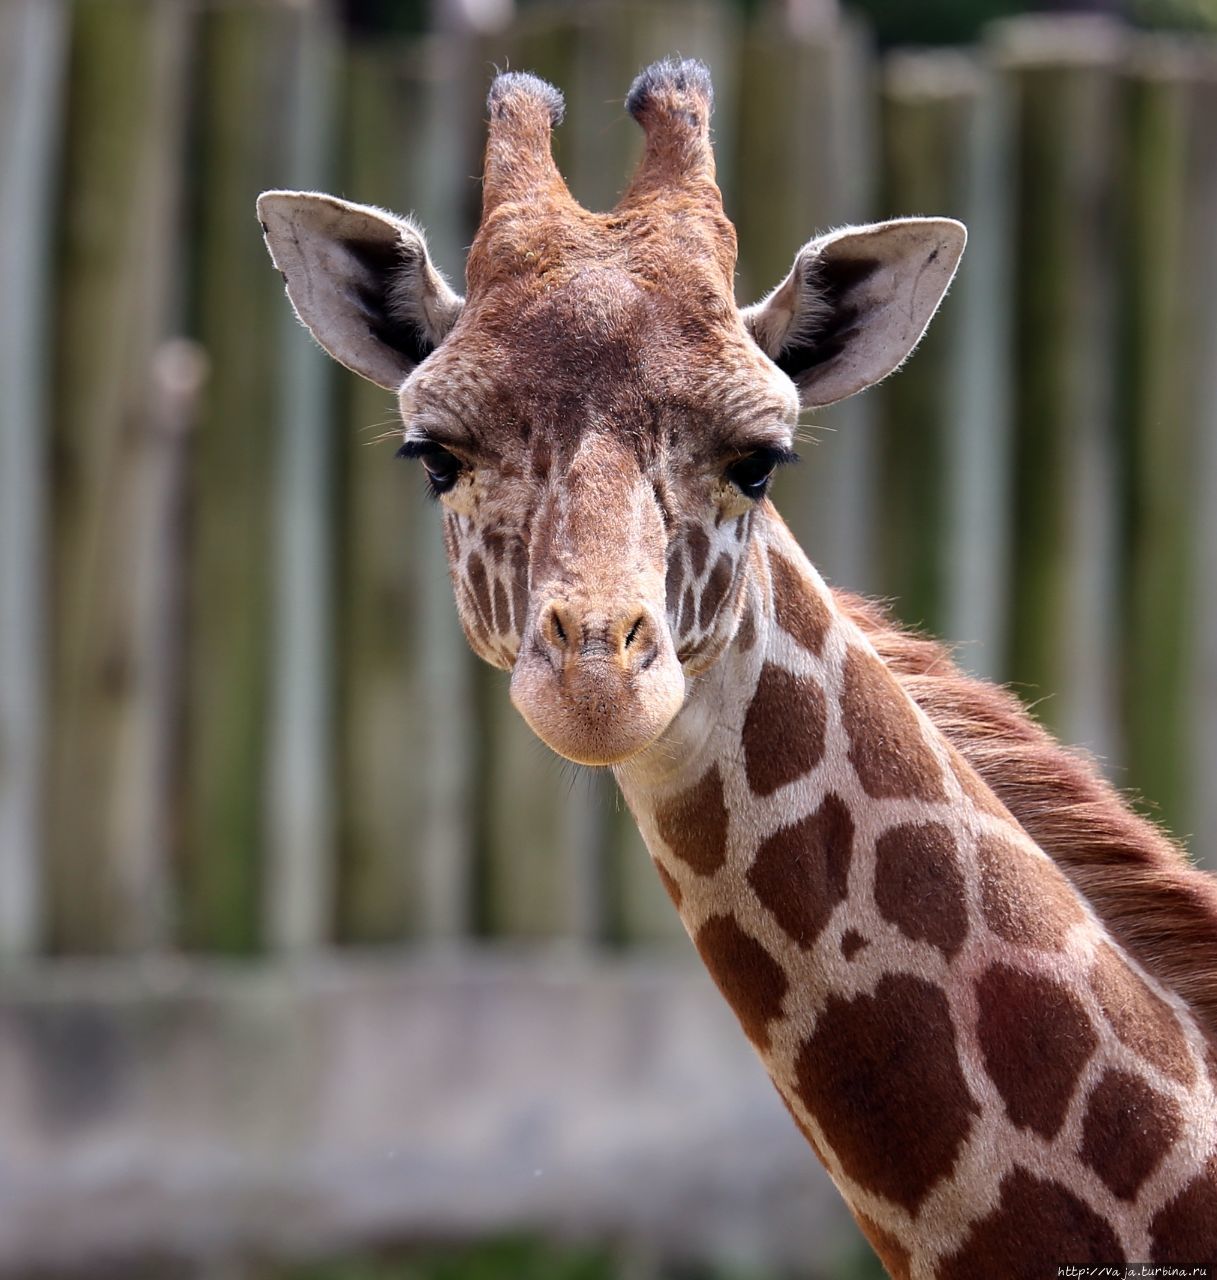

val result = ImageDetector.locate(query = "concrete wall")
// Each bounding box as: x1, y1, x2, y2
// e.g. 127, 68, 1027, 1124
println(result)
0, 951, 856, 1276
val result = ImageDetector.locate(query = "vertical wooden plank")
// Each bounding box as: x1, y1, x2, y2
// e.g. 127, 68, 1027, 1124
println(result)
813, 16, 879, 598
875, 53, 979, 637
472, 667, 572, 940
737, 12, 878, 595
564, 6, 641, 213
45, 0, 189, 953
1189, 61, 1217, 871
184, 0, 311, 952
129, 338, 207, 952
264, 1, 338, 953
602, 788, 680, 948
944, 59, 1014, 680
333, 42, 426, 946
734, 21, 837, 304
1117, 39, 1214, 845
398, 32, 482, 942
0, 0, 67, 959
874, 53, 1015, 679
108, 17, 192, 958
332, 30, 494, 947
992, 16, 1125, 761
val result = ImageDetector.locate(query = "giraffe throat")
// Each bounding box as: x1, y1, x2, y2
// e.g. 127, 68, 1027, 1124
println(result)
614, 508, 1217, 1277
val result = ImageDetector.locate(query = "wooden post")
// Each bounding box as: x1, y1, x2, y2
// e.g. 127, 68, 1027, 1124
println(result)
736, 11, 878, 596
44, 0, 189, 953
394, 32, 483, 943
944, 57, 1015, 681
1190, 57, 1217, 870
876, 51, 1015, 682
0, 0, 67, 960
264, 2, 338, 954
1118, 39, 1217, 848
875, 52, 980, 638
126, 338, 207, 953
184, 0, 316, 952
991, 16, 1125, 762
332, 42, 426, 946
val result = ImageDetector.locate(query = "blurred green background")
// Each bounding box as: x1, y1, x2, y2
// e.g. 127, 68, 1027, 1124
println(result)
2, 0, 1217, 1276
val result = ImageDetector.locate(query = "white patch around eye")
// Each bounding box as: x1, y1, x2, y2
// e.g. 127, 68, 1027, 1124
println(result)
712, 476, 754, 522
440, 469, 480, 517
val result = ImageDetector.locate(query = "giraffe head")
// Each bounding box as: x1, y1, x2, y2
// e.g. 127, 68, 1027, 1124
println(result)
258, 60, 964, 766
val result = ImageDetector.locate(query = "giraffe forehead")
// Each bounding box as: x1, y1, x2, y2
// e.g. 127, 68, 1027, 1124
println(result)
405, 255, 793, 460
408, 351, 792, 476
476, 263, 737, 392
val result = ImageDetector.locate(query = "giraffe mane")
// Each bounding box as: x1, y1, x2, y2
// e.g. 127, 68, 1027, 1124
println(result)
837, 588, 1217, 1047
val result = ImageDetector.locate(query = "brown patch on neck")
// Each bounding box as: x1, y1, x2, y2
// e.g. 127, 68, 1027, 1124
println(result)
693, 914, 788, 1051
767, 548, 832, 656
742, 664, 827, 797
698, 553, 733, 628
747, 792, 854, 949
975, 963, 1098, 1140
837, 588, 1217, 1049
687, 526, 709, 577
873, 821, 968, 960
1090, 942, 1196, 1086
941, 1168, 1124, 1277
977, 831, 1085, 951
1149, 1153, 1217, 1263
655, 765, 729, 876
841, 647, 946, 803
1079, 1068, 1181, 1200
794, 974, 977, 1213
735, 604, 757, 652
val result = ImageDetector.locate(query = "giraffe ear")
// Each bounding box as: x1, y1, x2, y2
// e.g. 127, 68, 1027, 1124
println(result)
257, 190, 464, 391
742, 217, 965, 409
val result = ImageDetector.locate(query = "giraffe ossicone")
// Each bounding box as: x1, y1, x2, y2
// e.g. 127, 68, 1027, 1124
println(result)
260, 58, 1217, 1276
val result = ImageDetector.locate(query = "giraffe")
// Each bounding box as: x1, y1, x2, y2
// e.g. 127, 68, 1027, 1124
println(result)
258, 60, 1217, 1275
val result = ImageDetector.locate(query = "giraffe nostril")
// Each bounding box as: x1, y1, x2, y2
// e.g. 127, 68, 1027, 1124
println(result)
624, 614, 646, 649
540, 602, 574, 653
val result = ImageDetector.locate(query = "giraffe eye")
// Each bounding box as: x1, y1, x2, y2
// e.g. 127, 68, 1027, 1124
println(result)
421, 447, 462, 496
396, 440, 463, 497
725, 447, 794, 500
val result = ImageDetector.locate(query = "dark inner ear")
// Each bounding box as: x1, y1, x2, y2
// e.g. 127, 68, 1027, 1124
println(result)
344, 238, 437, 368
772, 255, 883, 381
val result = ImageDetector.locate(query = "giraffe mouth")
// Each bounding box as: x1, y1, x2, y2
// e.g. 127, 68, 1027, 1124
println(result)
510, 622, 686, 766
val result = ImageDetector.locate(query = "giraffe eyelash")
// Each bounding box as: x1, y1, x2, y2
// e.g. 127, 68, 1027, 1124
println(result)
396, 440, 464, 497
724, 445, 800, 499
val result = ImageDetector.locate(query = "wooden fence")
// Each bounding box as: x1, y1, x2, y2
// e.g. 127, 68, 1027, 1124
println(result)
2, 0, 1217, 964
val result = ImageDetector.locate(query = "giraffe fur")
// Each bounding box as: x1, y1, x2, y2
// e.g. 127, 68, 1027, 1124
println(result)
258, 56, 1217, 1275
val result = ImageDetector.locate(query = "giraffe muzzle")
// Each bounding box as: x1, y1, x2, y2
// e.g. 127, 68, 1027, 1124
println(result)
510, 597, 686, 766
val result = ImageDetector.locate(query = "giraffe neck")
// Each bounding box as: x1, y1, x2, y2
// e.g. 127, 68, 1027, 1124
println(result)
615, 509, 1217, 1276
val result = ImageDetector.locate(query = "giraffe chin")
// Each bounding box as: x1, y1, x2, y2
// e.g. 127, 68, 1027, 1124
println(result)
509, 653, 686, 767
